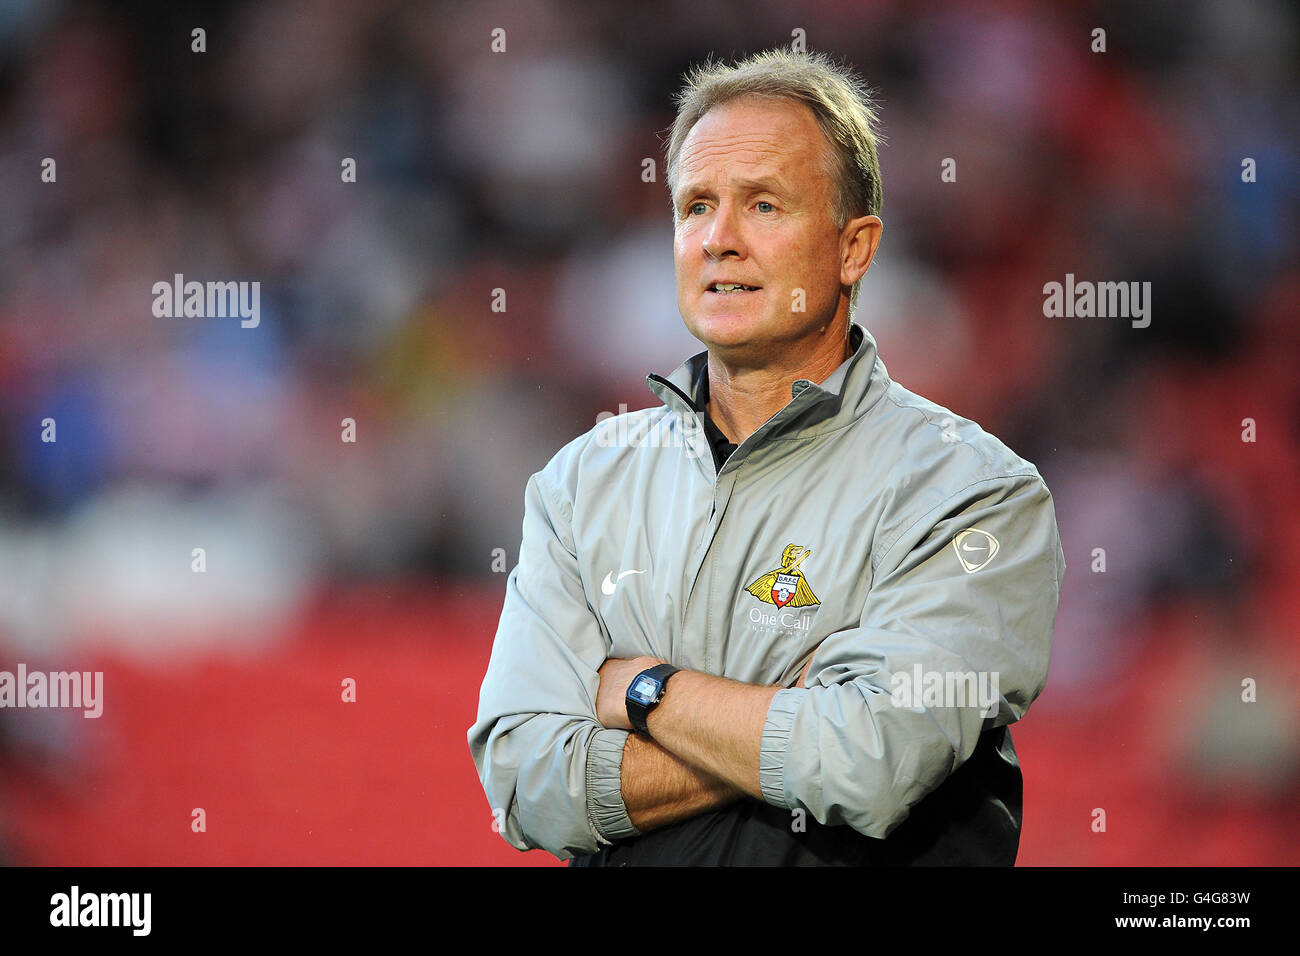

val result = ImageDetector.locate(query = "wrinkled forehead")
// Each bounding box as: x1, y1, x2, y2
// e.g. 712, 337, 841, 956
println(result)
673, 96, 834, 198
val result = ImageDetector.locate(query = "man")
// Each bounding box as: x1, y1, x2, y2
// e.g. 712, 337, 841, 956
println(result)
468, 48, 1065, 865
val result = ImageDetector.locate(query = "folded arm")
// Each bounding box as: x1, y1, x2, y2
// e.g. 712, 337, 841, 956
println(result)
600, 656, 817, 831
598, 474, 1064, 840
468, 468, 641, 858
619, 733, 744, 831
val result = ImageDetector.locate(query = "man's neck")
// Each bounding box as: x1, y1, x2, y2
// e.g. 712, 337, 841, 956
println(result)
705, 324, 854, 446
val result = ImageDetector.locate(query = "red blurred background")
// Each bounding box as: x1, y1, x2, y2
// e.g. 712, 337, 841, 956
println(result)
0, 0, 1297, 865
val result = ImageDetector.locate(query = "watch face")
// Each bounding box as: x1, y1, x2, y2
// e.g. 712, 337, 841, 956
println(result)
629, 675, 661, 704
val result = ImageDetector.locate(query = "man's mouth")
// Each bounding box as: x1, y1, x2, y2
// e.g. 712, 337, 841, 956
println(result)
708, 283, 761, 294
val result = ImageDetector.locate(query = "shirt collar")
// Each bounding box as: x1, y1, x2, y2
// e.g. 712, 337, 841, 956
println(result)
647, 321, 886, 448
689, 360, 739, 472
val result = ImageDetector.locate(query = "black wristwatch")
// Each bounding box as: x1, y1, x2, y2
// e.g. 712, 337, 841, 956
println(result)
625, 663, 680, 737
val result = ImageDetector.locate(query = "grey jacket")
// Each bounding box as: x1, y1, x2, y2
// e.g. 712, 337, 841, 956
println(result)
468, 322, 1065, 860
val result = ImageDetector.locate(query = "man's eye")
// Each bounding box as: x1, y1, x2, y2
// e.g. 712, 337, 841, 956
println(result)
688, 202, 708, 216
756, 201, 775, 213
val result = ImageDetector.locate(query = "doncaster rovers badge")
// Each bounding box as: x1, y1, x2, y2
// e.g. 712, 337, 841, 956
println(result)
745, 544, 821, 609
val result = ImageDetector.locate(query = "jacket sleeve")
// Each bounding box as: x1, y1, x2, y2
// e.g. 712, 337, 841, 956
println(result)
467, 463, 640, 860
757, 472, 1065, 839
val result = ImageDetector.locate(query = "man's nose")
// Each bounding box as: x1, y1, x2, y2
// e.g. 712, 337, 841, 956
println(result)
702, 201, 744, 260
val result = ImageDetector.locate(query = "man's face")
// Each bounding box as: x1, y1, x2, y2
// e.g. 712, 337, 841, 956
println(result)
672, 95, 853, 360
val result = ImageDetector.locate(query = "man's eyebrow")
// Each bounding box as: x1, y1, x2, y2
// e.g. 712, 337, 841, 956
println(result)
674, 175, 790, 203
731, 175, 788, 193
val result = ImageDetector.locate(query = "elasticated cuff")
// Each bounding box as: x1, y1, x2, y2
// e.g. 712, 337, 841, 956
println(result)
585, 728, 639, 844
759, 688, 805, 808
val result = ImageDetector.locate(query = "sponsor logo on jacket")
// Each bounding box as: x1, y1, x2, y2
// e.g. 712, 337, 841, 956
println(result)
745, 544, 821, 609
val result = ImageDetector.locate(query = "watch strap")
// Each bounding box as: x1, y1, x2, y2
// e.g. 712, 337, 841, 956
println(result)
626, 663, 680, 737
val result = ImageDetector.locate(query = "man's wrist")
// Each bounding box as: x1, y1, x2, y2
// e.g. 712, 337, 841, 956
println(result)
643, 669, 781, 799
620, 731, 747, 834
626, 663, 680, 736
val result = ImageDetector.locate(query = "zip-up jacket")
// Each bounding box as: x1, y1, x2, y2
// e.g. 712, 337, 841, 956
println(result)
468, 322, 1066, 863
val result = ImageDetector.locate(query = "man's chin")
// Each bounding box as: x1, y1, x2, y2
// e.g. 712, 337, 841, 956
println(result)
686, 312, 771, 351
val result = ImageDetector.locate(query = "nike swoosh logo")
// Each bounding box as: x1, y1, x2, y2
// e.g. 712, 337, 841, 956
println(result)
952, 528, 1000, 573
601, 569, 647, 595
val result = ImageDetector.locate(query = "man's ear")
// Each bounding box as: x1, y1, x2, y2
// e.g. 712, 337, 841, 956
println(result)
840, 215, 883, 288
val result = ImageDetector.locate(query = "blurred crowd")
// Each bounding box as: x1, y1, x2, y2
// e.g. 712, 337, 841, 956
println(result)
0, 0, 1297, 863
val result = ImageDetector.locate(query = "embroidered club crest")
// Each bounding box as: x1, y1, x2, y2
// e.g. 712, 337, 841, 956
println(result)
745, 544, 821, 609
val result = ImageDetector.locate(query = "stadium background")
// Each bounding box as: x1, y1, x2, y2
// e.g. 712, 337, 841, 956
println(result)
0, 0, 1297, 865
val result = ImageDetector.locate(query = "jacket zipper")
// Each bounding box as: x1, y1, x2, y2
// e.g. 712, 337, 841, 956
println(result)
647, 373, 699, 413
649, 371, 726, 668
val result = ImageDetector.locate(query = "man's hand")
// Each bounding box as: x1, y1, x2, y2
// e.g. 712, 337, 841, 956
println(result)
596, 656, 663, 731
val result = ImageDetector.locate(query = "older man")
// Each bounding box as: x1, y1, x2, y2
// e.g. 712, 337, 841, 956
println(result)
469, 49, 1065, 866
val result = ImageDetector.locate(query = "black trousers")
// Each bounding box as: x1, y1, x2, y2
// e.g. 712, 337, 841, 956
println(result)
569, 725, 1023, 866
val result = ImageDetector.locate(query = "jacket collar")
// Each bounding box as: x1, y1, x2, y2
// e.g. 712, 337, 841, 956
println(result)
646, 321, 889, 454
